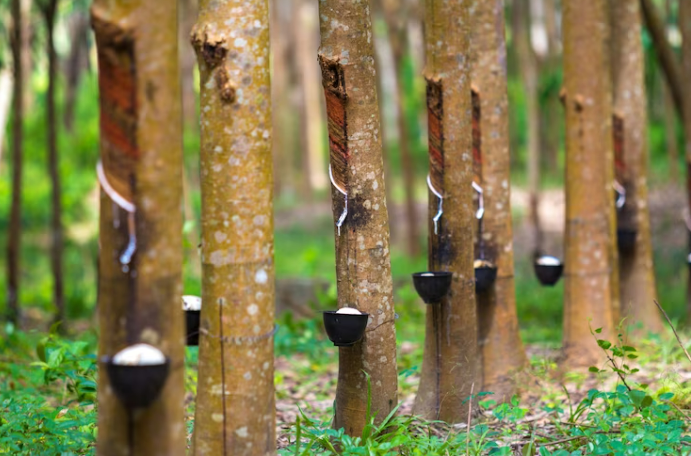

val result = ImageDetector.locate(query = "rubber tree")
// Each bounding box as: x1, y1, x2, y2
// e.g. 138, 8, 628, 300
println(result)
92, 0, 185, 453
681, 0, 691, 322
380, 0, 420, 257
6, 0, 23, 324
40, 0, 65, 328
513, 0, 543, 256
470, 0, 527, 401
413, 0, 478, 422
317, 0, 398, 436
561, 0, 617, 369
610, 0, 662, 335
190, 1, 276, 454
641, 0, 691, 321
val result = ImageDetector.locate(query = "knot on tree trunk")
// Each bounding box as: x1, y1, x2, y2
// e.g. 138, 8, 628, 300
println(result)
190, 27, 236, 104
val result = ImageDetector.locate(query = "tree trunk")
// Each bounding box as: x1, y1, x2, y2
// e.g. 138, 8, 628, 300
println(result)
663, 81, 679, 183
91, 1, 185, 453
640, 0, 685, 120
680, 0, 691, 325
317, 0, 398, 436
182, 166, 201, 278
63, 11, 90, 133
270, 0, 293, 198
20, 0, 31, 112
541, 0, 560, 56
179, 0, 198, 127
515, 0, 543, 256
471, 0, 527, 402
190, 1, 276, 454
662, 0, 679, 183
413, 0, 478, 423
7, 0, 24, 325
295, 0, 326, 200
371, 1, 398, 245
41, 0, 65, 329
294, 0, 328, 196
610, 0, 662, 336
0, 69, 12, 170
561, 0, 616, 369
382, 0, 420, 257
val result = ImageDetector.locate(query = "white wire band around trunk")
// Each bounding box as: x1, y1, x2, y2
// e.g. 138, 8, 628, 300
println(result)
427, 174, 443, 235
97, 161, 136, 213
97, 161, 137, 266
472, 181, 484, 220
329, 164, 348, 236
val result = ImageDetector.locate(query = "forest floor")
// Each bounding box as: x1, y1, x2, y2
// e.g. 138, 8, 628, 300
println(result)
266, 331, 691, 454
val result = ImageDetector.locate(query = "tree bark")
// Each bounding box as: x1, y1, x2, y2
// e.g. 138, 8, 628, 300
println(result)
317, 0, 398, 436
413, 0, 478, 423
515, 0, 543, 256
7, 0, 24, 325
610, 0, 662, 335
662, 0, 679, 183
371, 1, 398, 244
561, 0, 616, 369
471, 0, 527, 402
41, 0, 65, 329
190, 1, 276, 454
91, 0, 185, 453
179, 0, 198, 127
382, 0, 420, 257
295, 0, 326, 200
20, 0, 31, 112
270, 0, 293, 198
64, 11, 90, 133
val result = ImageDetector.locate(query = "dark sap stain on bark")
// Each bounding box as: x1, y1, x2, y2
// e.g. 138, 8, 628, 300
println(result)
319, 55, 349, 192
471, 87, 482, 183
474, 234, 498, 268
202, 41, 227, 68
435, 226, 457, 266
347, 194, 372, 229
426, 77, 444, 194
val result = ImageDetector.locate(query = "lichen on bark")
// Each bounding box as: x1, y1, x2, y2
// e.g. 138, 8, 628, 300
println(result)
413, 0, 479, 424
190, 1, 276, 455
317, 0, 398, 437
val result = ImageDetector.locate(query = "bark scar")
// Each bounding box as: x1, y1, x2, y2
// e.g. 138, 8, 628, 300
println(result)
471, 86, 482, 184
319, 54, 349, 192
426, 76, 444, 196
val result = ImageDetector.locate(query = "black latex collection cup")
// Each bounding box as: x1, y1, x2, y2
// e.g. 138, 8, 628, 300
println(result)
411, 271, 453, 304
534, 256, 564, 286
474, 262, 497, 292
323, 310, 369, 347
102, 356, 170, 410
